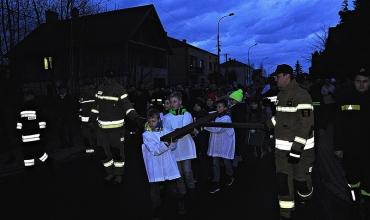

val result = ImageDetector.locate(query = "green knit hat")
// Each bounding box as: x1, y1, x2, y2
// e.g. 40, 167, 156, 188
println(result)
229, 89, 243, 102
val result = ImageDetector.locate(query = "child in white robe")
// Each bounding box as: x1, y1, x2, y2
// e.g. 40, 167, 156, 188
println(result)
142, 108, 186, 218
205, 99, 235, 193
163, 92, 197, 199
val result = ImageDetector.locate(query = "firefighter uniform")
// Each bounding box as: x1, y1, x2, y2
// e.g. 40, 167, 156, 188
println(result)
78, 81, 97, 158
333, 68, 370, 217
267, 65, 315, 219
90, 70, 141, 185
16, 89, 53, 170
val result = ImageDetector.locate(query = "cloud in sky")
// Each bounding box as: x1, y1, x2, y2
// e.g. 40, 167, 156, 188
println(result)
109, 0, 344, 74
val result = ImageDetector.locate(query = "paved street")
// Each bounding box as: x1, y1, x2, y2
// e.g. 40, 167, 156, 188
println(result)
0, 129, 351, 220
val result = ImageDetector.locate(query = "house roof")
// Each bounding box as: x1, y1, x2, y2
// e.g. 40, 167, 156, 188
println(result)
167, 37, 217, 56
7, 4, 173, 56
220, 59, 249, 68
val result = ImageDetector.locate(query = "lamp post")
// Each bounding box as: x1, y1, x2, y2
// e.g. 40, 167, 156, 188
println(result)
247, 43, 257, 85
268, 65, 274, 76
260, 56, 268, 77
217, 12, 234, 85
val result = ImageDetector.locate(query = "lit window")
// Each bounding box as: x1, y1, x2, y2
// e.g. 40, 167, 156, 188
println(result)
44, 57, 52, 69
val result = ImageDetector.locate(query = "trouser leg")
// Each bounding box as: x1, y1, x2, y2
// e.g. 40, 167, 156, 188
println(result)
223, 158, 233, 177
97, 128, 114, 174
294, 148, 315, 201
181, 159, 195, 189
212, 157, 221, 182
275, 149, 295, 218
175, 161, 187, 195
109, 128, 125, 176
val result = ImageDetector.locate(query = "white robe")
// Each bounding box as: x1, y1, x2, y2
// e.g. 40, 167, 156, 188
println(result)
163, 112, 197, 161
205, 115, 235, 159
142, 127, 180, 183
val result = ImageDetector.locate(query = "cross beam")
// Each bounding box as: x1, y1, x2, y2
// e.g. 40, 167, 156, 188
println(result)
160, 112, 264, 142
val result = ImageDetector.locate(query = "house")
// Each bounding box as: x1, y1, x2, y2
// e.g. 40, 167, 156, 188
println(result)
167, 37, 218, 87
219, 59, 254, 85
6, 4, 173, 96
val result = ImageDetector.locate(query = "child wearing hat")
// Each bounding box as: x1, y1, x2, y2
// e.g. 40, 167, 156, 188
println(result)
205, 94, 216, 113
229, 89, 248, 169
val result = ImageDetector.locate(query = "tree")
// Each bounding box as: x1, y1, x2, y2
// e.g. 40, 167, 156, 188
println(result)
294, 60, 303, 75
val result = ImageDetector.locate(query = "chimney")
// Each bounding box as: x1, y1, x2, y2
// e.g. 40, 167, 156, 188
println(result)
45, 10, 59, 35
182, 39, 187, 43
72, 7, 79, 19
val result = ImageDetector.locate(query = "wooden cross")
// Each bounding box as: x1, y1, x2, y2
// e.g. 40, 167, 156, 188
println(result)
160, 112, 264, 142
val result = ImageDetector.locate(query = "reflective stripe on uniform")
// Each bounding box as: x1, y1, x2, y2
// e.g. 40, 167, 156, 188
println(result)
98, 119, 125, 129
39, 152, 48, 162
266, 96, 277, 102
276, 104, 314, 112
275, 137, 314, 151
271, 116, 276, 126
294, 136, 306, 145
126, 108, 135, 115
79, 100, 95, 104
39, 121, 46, 129
96, 94, 119, 101
80, 116, 89, 122
86, 149, 95, 153
312, 102, 320, 106
22, 134, 40, 142
103, 159, 114, 167
114, 161, 125, 167
121, 94, 128, 99
348, 182, 361, 188
297, 187, 313, 198
279, 200, 295, 209
24, 159, 35, 166
17, 123, 22, 129
20, 111, 36, 118
341, 105, 360, 111
91, 109, 99, 114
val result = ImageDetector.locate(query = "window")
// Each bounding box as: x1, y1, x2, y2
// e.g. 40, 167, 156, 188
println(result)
44, 57, 53, 69
190, 56, 196, 67
209, 62, 212, 71
199, 60, 204, 68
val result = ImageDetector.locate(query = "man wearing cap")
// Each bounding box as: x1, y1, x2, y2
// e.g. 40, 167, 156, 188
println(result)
78, 80, 97, 159
266, 64, 315, 220
90, 69, 146, 185
334, 68, 370, 218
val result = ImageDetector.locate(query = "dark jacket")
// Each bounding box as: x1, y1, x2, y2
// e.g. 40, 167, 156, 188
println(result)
333, 86, 370, 157
230, 102, 248, 148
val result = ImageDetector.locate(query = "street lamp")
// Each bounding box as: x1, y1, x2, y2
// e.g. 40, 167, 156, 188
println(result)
247, 43, 257, 85
260, 56, 268, 77
217, 12, 234, 85
268, 65, 274, 76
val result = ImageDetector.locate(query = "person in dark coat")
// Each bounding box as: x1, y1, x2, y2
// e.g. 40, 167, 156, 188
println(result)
229, 89, 248, 169
191, 97, 211, 184
56, 84, 75, 148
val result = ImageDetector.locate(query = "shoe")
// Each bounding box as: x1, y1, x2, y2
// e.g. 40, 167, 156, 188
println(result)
103, 173, 115, 183
224, 175, 234, 186
177, 201, 186, 215
209, 181, 220, 194
113, 175, 123, 185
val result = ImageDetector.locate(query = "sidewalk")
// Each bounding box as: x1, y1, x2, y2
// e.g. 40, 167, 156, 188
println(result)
315, 123, 350, 203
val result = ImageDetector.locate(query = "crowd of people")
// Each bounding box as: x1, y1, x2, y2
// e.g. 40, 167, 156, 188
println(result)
6, 64, 370, 220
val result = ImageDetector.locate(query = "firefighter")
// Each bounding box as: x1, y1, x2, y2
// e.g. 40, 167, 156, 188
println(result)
16, 88, 54, 171
89, 69, 145, 185
334, 68, 370, 218
266, 64, 315, 220
78, 80, 97, 159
